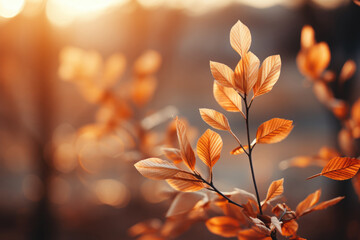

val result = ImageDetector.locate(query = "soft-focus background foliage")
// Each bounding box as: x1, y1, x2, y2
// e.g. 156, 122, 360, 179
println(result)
0, 0, 359, 239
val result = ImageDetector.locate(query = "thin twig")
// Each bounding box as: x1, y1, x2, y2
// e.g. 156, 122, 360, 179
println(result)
228, 129, 249, 155
244, 94, 263, 215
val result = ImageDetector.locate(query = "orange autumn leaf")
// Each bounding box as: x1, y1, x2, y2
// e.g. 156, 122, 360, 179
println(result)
296, 190, 321, 217
262, 178, 284, 205
213, 81, 243, 113
281, 220, 298, 237
231, 145, 249, 155
297, 42, 331, 79
134, 158, 185, 180
210, 61, 235, 88
351, 98, 360, 124
199, 108, 231, 131
197, 129, 223, 172
162, 148, 183, 164
205, 216, 241, 237
166, 172, 204, 192
310, 196, 344, 212
339, 59, 356, 84
230, 20, 251, 57
256, 118, 294, 144
238, 229, 272, 240
253, 55, 281, 97
176, 118, 196, 170
307, 157, 360, 180
133, 50, 162, 76
234, 51, 260, 94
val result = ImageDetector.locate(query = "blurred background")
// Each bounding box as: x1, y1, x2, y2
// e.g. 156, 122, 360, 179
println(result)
0, 0, 359, 239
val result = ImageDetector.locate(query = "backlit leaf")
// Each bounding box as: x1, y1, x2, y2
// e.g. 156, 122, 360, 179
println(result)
166, 192, 208, 217
166, 172, 204, 192
210, 61, 235, 88
162, 148, 183, 164
197, 129, 223, 171
230, 20, 251, 57
270, 216, 282, 235
213, 81, 243, 113
307, 157, 360, 180
231, 145, 248, 155
176, 118, 196, 170
253, 55, 281, 97
262, 178, 284, 205
256, 118, 294, 144
206, 216, 241, 237
234, 51, 260, 94
296, 190, 321, 217
134, 158, 184, 180
199, 108, 231, 131
339, 60, 356, 84
310, 196, 344, 212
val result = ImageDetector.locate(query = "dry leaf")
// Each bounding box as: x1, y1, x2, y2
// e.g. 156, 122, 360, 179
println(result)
166, 172, 204, 192
270, 216, 282, 235
262, 178, 284, 205
134, 158, 184, 180
197, 129, 223, 172
176, 118, 196, 170
296, 190, 321, 217
250, 217, 271, 236
213, 81, 243, 113
162, 148, 183, 164
310, 196, 344, 211
166, 192, 207, 217
199, 108, 231, 131
256, 118, 294, 144
253, 55, 281, 97
308, 157, 360, 180
210, 61, 235, 88
230, 20, 251, 57
339, 59, 356, 84
206, 216, 241, 237
234, 51, 260, 94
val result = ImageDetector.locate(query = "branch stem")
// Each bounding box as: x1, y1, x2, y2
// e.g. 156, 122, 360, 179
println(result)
244, 95, 263, 215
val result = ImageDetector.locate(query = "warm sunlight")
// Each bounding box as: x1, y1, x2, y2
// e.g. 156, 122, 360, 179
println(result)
45, 0, 128, 27
0, 0, 25, 18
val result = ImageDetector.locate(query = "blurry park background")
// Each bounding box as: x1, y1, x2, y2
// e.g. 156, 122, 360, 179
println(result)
0, 0, 360, 239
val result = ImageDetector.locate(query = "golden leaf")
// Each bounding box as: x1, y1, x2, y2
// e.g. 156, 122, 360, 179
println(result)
256, 118, 294, 144
213, 81, 243, 113
253, 55, 281, 97
176, 118, 196, 170
210, 61, 235, 88
134, 158, 185, 180
230, 20, 251, 57
234, 51, 260, 94
199, 108, 231, 131
166, 172, 204, 192
162, 148, 183, 164
166, 192, 207, 217
339, 59, 356, 84
231, 145, 248, 155
307, 157, 360, 180
197, 129, 223, 171
205, 216, 241, 237
262, 178, 284, 206
296, 190, 321, 217
310, 196, 344, 211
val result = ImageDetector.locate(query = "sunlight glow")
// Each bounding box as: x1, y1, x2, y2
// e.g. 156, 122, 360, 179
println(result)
0, 0, 25, 18
46, 0, 128, 27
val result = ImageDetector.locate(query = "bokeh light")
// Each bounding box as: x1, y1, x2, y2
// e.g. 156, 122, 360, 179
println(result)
0, 0, 25, 19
